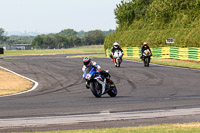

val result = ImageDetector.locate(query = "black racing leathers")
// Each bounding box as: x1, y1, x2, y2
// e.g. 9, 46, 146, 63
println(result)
140, 45, 152, 56
110, 46, 124, 58
111, 46, 123, 54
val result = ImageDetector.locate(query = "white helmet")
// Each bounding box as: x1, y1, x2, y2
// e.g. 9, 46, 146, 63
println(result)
143, 42, 148, 45
113, 42, 119, 46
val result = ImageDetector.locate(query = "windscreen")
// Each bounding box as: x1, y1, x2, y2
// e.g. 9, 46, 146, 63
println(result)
85, 65, 93, 74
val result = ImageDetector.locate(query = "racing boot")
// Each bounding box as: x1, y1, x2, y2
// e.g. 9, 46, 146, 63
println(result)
86, 81, 90, 89
110, 54, 114, 61
107, 78, 115, 88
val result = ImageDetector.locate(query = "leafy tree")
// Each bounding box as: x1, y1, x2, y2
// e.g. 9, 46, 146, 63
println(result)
32, 35, 44, 49
43, 35, 55, 49
0, 28, 8, 44
7, 35, 35, 44
32, 29, 109, 49
103, 29, 115, 36
82, 30, 105, 45
59, 29, 77, 36
114, 0, 200, 30
104, 0, 200, 48
77, 30, 85, 38
114, 0, 135, 29
134, 0, 153, 19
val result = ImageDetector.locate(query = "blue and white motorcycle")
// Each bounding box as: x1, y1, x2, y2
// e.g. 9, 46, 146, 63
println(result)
83, 66, 117, 98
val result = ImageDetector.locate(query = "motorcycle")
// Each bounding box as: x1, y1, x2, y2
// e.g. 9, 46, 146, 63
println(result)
113, 50, 123, 67
83, 65, 117, 98
142, 49, 152, 67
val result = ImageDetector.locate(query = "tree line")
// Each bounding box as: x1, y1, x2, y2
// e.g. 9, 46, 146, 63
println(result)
32, 29, 115, 49
0, 28, 9, 45
0, 28, 115, 49
0, 28, 36, 45
114, 0, 200, 31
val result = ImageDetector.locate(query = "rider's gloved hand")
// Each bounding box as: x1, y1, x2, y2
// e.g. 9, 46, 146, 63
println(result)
97, 69, 101, 72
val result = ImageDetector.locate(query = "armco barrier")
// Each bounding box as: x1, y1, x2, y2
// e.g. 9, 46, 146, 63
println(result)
106, 47, 200, 61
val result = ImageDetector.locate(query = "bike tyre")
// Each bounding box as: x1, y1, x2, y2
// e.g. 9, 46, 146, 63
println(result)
107, 80, 117, 97
144, 57, 148, 67
146, 57, 150, 67
90, 81, 102, 98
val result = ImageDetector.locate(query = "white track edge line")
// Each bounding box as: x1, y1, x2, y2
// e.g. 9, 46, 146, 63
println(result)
1, 107, 200, 128
0, 66, 38, 97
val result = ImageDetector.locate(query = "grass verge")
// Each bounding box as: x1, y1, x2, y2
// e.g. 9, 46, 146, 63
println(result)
125, 57, 200, 69
0, 45, 105, 56
25, 122, 200, 133
0, 68, 33, 96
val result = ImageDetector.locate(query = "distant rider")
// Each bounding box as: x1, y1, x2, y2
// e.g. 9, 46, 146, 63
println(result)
140, 42, 152, 60
109, 41, 124, 61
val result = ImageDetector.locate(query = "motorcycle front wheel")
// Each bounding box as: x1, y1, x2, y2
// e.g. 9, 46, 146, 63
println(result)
117, 59, 121, 67
90, 81, 102, 98
107, 80, 117, 97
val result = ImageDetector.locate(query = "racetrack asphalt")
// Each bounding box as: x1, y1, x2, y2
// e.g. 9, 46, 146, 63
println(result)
0, 54, 200, 132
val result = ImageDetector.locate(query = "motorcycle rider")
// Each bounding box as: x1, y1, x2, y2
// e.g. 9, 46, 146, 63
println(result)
82, 57, 113, 89
82, 57, 112, 89
109, 41, 124, 61
82, 57, 101, 88
140, 42, 152, 61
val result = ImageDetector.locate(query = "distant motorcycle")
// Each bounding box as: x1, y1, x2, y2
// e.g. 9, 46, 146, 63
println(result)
142, 49, 152, 67
113, 50, 123, 67
83, 66, 117, 98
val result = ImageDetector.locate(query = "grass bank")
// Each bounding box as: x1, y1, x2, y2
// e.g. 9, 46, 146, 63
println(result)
1, 45, 105, 56
25, 122, 200, 133
104, 28, 200, 50
0, 68, 33, 96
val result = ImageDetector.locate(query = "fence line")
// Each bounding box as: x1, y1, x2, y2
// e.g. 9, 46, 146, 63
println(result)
106, 47, 200, 61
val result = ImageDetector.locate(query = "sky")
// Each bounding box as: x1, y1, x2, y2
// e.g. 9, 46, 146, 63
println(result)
0, 0, 122, 34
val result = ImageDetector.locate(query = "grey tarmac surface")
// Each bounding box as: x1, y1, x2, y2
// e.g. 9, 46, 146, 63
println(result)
0, 55, 200, 132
